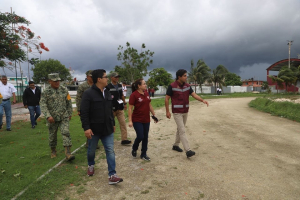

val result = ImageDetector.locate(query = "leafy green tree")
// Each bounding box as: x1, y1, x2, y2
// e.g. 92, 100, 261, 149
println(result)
147, 68, 173, 89
261, 81, 269, 90
147, 78, 158, 91
188, 59, 210, 93
32, 59, 71, 83
115, 42, 154, 83
291, 65, 300, 92
268, 75, 284, 94
1, 11, 48, 81
277, 66, 297, 92
224, 72, 242, 86
261, 81, 271, 93
208, 65, 229, 93
16, 25, 49, 80
0, 12, 29, 68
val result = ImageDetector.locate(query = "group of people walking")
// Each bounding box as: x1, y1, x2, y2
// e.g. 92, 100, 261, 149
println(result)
1, 68, 209, 185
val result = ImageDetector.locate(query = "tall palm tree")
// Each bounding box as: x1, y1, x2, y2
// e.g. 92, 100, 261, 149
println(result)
268, 75, 284, 94
188, 59, 211, 93
208, 65, 228, 93
188, 60, 198, 92
278, 66, 297, 92
195, 59, 211, 93
291, 65, 300, 92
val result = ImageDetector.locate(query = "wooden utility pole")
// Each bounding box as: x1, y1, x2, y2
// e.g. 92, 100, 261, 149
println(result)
287, 40, 293, 68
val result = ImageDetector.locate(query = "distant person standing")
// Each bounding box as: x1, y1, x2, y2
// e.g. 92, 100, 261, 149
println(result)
148, 88, 152, 97
150, 88, 155, 98
107, 72, 131, 145
40, 73, 75, 161
217, 87, 220, 95
122, 83, 127, 98
0, 75, 17, 131
165, 69, 209, 158
76, 70, 99, 148
80, 69, 123, 184
128, 79, 157, 161
76, 70, 93, 116
23, 81, 41, 129
219, 88, 222, 95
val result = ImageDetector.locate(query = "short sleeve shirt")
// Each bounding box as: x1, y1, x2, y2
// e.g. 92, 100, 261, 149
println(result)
129, 90, 151, 123
166, 83, 194, 96
122, 85, 127, 96
0, 82, 17, 99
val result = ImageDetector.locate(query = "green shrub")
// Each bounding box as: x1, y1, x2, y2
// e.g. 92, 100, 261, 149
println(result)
249, 98, 300, 122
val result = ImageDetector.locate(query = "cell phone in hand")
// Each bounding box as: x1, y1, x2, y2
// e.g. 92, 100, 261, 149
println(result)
151, 115, 158, 123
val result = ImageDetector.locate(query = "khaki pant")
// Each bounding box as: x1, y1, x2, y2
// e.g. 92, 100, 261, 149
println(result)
113, 110, 128, 141
173, 113, 190, 152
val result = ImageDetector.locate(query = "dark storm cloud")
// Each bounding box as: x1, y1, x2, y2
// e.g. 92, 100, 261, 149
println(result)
2, 0, 300, 81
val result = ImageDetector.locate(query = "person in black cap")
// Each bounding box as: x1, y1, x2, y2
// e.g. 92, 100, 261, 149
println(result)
76, 70, 99, 149
107, 72, 131, 145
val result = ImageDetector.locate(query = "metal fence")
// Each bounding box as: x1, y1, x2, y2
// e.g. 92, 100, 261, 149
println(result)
15, 83, 28, 102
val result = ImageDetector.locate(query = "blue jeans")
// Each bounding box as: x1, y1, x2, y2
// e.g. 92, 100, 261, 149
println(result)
0, 100, 12, 129
132, 122, 150, 156
28, 105, 41, 126
87, 133, 116, 176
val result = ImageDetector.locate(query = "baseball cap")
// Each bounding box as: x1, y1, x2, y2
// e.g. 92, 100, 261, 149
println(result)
109, 72, 121, 78
48, 73, 61, 81
85, 70, 93, 76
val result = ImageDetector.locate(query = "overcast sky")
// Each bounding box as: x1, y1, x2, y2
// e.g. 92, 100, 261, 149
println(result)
2, 0, 300, 81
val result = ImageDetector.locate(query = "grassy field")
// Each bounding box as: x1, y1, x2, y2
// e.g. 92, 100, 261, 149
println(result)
249, 97, 300, 122
197, 92, 300, 99
0, 97, 176, 200
1, 93, 299, 199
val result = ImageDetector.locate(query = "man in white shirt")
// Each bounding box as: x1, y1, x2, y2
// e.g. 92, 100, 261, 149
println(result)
0, 75, 17, 131
122, 83, 127, 97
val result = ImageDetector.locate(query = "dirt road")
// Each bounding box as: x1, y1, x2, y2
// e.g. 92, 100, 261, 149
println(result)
63, 97, 300, 200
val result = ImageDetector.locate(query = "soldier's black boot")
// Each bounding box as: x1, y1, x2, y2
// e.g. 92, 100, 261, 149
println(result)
64, 146, 75, 161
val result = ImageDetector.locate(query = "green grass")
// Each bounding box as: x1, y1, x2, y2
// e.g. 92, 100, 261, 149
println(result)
0, 98, 167, 200
249, 97, 300, 122
0, 113, 90, 199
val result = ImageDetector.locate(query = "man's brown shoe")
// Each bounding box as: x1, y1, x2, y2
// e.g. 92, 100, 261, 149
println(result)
51, 147, 57, 158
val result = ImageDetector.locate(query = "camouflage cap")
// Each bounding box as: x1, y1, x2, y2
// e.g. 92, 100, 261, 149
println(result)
109, 72, 121, 78
48, 73, 61, 81
85, 70, 93, 76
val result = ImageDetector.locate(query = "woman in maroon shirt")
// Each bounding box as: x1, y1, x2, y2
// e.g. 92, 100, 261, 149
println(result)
128, 79, 156, 161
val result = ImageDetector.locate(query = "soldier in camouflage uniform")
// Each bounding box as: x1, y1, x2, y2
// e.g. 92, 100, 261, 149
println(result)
75, 70, 99, 148
76, 70, 93, 115
40, 73, 75, 161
